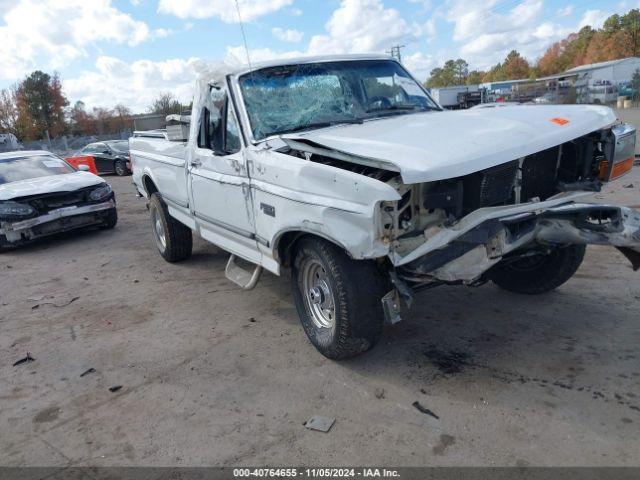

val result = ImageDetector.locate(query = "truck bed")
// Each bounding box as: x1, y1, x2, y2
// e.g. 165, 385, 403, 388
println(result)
130, 134, 189, 207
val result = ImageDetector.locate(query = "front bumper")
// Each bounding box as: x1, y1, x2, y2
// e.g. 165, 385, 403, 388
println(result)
0, 200, 115, 243
395, 196, 640, 283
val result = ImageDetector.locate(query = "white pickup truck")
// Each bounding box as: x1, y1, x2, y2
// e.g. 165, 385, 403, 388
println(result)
131, 54, 640, 359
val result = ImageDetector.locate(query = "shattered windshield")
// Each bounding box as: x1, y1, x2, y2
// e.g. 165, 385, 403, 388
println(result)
0, 155, 75, 185
239, 60, 439, 141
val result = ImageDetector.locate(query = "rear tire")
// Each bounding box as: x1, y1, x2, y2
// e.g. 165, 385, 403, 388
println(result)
291, 237, 389, 359
114, 160, 128, 176
148, 193, 192, 263
490, 245, 586, 294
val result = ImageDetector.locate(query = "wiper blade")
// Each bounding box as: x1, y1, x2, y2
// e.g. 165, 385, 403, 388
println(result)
366, 105, 440, 115
366, 105, 418, 113
277, 118, 363, 135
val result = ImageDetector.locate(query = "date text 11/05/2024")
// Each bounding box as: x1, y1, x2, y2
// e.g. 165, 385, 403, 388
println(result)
232, 468, 401, 478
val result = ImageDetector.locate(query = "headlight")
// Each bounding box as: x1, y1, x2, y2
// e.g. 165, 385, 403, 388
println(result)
0, 201, 36, 220
89, 184, 113, 201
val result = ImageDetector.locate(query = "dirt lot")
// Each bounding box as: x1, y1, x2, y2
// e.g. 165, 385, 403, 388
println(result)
1, 170, 639, 467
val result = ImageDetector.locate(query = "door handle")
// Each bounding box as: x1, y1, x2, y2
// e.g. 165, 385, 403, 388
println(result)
190, 159, 202, 167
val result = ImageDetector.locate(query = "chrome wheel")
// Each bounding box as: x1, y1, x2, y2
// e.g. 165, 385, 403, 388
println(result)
301, 257, 336, 329
151, 208, 166, 252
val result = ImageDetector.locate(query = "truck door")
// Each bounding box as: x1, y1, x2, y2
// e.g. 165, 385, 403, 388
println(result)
188, 84, 259, 263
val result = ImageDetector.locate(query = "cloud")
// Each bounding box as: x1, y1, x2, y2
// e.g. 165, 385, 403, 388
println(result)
556, 5, 574, 17
403, 51, 436, 81
307, 0, 410, 55
409, 17, 437, 43
0, 0, 159, 80
579, 10, 609, 29
60, 0, 602, 112
63, 0, 431, 111
157, 0, 294, 23
272, 27, 304, 42
226, 0, 428, 65
64, 56, 212, 112
441, 0, 575, 69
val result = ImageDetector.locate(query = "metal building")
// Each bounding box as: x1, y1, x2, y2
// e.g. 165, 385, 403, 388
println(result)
563, 57, 640, 85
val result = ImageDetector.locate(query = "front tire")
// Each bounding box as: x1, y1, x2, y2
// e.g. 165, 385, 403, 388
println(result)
148, 193, 192, 263
291, 237, 388, 359
114, 159, 128, 176
0, 234, 12, 253
101, 208, 118, 229
490, 245, 586, 294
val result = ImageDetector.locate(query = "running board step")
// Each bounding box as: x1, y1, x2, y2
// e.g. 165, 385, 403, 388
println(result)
225, 254, 263, 290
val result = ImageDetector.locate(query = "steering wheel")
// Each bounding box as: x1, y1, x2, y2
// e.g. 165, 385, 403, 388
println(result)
367, 96, 392, 110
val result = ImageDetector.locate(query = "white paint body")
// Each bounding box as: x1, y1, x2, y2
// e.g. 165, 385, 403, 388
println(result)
0, 150, 105, 201
129, 55, 637, 282
284, 104, 616, 184
0, 150, 114, 243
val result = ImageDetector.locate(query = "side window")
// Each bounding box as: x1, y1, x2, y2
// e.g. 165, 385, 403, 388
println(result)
225, 106, 241, 154
198, 84, 242, 155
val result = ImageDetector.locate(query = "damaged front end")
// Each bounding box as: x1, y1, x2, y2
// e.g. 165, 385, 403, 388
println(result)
0, 186, 115, 246
380, 123, 640, 322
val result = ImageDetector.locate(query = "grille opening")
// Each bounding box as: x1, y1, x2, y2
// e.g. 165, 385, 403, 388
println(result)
462, 160, 518, 214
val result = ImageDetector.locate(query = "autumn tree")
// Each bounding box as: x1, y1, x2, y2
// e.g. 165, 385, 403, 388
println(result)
482, 63, 506, 82
537, 8, 640, 76
466, 70, 484, 85
537, 41, 569, 76
13, 71, 69, 140
620, 9, 640, 55
503, 50, 532, 79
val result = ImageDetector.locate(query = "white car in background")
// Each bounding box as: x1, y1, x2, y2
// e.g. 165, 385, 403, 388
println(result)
0, 150, 117, 249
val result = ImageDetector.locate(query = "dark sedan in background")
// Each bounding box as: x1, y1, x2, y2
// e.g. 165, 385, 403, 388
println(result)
79, 140, 130, 176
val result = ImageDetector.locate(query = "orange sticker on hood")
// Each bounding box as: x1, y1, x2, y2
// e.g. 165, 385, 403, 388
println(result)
550, 117, 569, 125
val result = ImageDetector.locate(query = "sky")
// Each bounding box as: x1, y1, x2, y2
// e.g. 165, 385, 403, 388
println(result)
0, 0, 636, 112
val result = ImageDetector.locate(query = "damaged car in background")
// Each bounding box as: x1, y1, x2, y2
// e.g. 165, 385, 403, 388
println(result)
130, 54, 640, 359
0, 151, 117, 250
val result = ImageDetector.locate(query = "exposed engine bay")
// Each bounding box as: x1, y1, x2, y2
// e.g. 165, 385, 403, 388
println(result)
280, 123, 640, 300
381, 126, 633, 257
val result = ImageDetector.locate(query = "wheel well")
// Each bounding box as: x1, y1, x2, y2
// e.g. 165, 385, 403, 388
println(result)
276, 231, 355, 267
142, 175, 158, 197
277, 231, 305, 268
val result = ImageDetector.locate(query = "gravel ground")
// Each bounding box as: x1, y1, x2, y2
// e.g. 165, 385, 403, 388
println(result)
1, 169, 639, 467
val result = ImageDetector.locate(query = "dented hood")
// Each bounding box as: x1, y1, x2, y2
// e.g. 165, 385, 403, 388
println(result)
284, 104, 617, 184
0, 171, 105, 201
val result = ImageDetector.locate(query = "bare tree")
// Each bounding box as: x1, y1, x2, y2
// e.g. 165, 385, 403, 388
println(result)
148, 92, 185, 116
0, 86, 19, 135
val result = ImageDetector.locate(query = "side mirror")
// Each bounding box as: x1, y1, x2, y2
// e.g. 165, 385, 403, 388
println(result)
77, 164, 90, 172
197, 105, 226, 155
